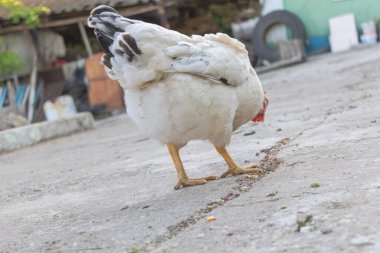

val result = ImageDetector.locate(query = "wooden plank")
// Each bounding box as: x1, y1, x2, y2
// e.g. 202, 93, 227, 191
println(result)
6, 80, 18, 114
0, 5, 159, 35
255, 56, 304, 74
27, 53, 38, 123
78, 22, 93, 56
278, 39, 306, 60
158, 5, 170, 28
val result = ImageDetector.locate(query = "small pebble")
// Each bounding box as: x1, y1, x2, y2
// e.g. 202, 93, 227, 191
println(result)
240, 186, 250, 191
244, 174, 256, 179
321, 228, 333, 234
300, 226, 314, 233
311, 182, 320, 188
120, 205, 129, 211
207, 216, 216, 222
351, 236, 373, 246
267, 191, 278, 197
243, 130, 256, 136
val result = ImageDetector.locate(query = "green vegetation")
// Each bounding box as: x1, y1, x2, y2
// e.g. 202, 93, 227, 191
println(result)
0, 0, 50, 78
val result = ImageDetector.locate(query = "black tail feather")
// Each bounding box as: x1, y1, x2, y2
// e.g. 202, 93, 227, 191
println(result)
122, 34, 142, 55
89, 5, 141, 63
102, 53, 113, 69
95, 28, 114, 55
89, 5, 128, 55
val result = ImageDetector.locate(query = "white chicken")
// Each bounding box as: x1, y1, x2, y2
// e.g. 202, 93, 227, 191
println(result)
88, 5, 268, 189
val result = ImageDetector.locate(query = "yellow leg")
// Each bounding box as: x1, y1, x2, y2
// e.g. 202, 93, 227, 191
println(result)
215, 146, 263, 178
167, 143, 218, 189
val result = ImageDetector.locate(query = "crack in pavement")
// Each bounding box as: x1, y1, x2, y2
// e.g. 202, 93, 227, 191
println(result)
141, 137, 292, 252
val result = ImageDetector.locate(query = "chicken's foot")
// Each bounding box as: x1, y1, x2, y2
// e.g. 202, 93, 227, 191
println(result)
167, 143, 218, 190
215, 146, 263, 178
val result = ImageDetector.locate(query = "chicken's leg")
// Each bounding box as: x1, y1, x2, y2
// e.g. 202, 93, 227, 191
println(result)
167, 143, 218, 189
215, 146, 263, 178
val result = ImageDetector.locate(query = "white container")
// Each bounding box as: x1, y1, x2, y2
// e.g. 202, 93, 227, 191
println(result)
55, 95, 77, 118
360, 34, 377, 45
43, 101, 59, 121
361, 20, 376, 36
43, 95, 77, 121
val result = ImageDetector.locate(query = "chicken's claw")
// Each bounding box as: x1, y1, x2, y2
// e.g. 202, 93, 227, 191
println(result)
220, 164, 263, 178
174, 176, 218, 190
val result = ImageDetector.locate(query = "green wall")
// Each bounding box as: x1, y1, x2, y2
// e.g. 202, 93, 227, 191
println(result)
284, 0, 380, 37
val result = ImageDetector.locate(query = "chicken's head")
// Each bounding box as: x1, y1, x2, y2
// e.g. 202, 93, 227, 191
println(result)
252, 93, 268, 123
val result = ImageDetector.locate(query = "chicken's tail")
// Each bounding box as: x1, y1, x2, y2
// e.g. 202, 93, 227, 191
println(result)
87, 5, 135, 55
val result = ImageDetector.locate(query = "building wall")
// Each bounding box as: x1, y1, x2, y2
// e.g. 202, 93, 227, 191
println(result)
0, 30, 65, 76
284, 0, 380, 37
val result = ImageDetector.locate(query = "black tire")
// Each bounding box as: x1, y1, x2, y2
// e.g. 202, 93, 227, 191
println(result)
252, 10, 306, 62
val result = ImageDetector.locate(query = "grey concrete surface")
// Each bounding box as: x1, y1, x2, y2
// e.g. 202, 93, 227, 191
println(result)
0, 112, 94, 154
0, 45, 379, 253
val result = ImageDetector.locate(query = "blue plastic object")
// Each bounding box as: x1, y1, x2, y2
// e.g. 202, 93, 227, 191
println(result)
306, 36, 330, 54
0, 87, 8, 108
16, 84, 27, 105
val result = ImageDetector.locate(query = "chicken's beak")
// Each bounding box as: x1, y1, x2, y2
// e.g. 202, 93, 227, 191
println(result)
252, 94, 268, 123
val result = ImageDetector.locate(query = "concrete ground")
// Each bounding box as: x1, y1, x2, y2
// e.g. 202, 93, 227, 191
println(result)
1, 45, 379, 253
